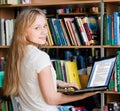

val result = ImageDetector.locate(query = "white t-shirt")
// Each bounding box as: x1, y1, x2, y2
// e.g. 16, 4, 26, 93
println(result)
18, 45, 59, 111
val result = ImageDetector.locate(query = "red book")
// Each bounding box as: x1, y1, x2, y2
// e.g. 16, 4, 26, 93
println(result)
75, 17, 90, 46
82, 17, 94, 45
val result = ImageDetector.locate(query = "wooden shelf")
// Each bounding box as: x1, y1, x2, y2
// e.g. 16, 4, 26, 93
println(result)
0, 45, 101, 49
40, 45, 101, 49
104, 91, 120, 94
0, 1, 101, 8
103, 45, 120, 48
104, 0, 120, 3
58, 12, 101, 16
0, 46, 9, 49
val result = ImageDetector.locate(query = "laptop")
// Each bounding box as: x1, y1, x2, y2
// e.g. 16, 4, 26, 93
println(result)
59, 57, 116, 95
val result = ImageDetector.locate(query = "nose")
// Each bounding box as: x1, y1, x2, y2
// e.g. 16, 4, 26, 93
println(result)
41, 27, 48, 35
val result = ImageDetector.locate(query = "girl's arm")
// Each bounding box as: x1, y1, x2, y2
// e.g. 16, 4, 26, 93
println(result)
38, 65, 99, 105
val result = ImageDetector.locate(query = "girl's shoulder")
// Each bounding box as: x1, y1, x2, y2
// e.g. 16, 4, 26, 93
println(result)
27, 45, 49, 59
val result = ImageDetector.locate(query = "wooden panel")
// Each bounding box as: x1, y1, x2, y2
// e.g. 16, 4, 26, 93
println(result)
79, 75, 89, 89
105, 3, 118, 14
0, 49, 9, 57
0, 8, 15, 19
105, 94, 120, 103
105, 48, 119, 56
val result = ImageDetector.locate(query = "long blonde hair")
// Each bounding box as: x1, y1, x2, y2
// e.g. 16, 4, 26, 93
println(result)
3, 8, 46, 96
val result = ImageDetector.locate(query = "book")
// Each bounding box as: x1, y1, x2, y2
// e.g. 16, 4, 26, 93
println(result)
6, 0, 18, 4
113, 12, 120, 45
116, 51, 120, 91
0, 71, 4, 87
46, 19, 54, 46
72, 106, 87, 111
48, 18, 59, 45
51, 18, 63, 45
55, 19, 67, 46
64, 18, 78, 45
108, 71, 115, 91
103, 14, 112, 45
75, 17, 90, 45
103, 14, 108, 45
58, 105, 73, 111
107, 102, 120, 111
60, 19, 71, 46
88, 16, 100, 45
111, 14, 114, 45
70, 19, 81, 46
82, 17, 94, 45
63, 18, 75, 45
65, 61, 81, 89
0, 18, 5, 46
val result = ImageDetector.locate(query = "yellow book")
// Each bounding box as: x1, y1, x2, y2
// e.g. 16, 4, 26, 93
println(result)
46, 19, 54, 46
65, 61, 81, 89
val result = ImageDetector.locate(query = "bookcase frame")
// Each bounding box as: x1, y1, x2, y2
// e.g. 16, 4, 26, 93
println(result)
0, 0, 120, 110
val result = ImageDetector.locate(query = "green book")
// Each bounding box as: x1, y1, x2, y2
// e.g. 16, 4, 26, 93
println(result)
116, 51, 120, 91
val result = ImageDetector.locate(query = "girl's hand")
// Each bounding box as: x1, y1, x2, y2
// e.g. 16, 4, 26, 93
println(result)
57, 80, 79, 90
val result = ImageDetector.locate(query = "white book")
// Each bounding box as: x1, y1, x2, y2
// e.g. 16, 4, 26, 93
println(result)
0, 18, 5, 46
7, 0, 18, 4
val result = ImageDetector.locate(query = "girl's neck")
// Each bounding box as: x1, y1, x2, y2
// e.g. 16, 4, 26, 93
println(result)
26, 40, 39, 48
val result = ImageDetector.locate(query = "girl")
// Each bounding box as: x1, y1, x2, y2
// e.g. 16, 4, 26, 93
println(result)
3, 8, 99, 111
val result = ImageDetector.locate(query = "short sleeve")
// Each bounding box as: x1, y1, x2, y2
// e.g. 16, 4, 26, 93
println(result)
33, 51, 51, 74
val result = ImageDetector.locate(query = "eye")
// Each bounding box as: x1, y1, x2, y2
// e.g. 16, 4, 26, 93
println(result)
35, 26, 40, 30
43, 24, 47, 28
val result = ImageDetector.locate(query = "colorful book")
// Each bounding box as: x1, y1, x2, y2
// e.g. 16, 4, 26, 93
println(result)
116, 51, 120, 91
46, 19, 54, 46
64, 18, 78, 45
51, 18, 63, 45
60, 19, 71, 46
75, 17, 89, 46
63, 18, 75, 45
82, 17, 94, 45
70, 19, 81, 46
65, 61, 81, 89
103, 14, 112, 45
113, 12, 120, 45
55, 18, 68, 46
88, 16, 100, 45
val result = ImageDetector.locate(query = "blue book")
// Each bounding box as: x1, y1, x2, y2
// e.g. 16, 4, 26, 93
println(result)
107, 14, 112, 45
0, 71, 4, 87
56, 18, 67, 46
51, 18, 63, 46
48, 18, 60, 45
113, 12, 119, 45
58, 105, 73, 111
77, 55, 84, 69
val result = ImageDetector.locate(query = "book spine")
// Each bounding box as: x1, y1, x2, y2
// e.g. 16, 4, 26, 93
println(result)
0, 18, 5, 46
75, 17, 89, 45
56, 19, 67, 46
71, 19, 81, 46
113, 12, 119, 45
66, 18, 78, 46
107, 14, 112, 45
64, 18, 75, 45
51, 18, 63, 46
60, 19, 71, 46
82, 17, 94, 45
111, 14, 114, 45
48, 18, 58, 45
116, 51, 120, 91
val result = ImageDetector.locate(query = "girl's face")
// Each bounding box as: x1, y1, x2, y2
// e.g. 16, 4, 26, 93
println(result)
26, 15, 48, 45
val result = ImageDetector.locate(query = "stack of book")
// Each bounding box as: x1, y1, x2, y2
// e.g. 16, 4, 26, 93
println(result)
47, 16, 99, 46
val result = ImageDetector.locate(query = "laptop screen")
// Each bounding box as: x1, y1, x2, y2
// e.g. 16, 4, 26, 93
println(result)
87, 57, 116, 88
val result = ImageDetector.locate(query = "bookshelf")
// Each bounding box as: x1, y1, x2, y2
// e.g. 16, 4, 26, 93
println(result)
101, 1, 120, 111
0, 0, 120, 110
